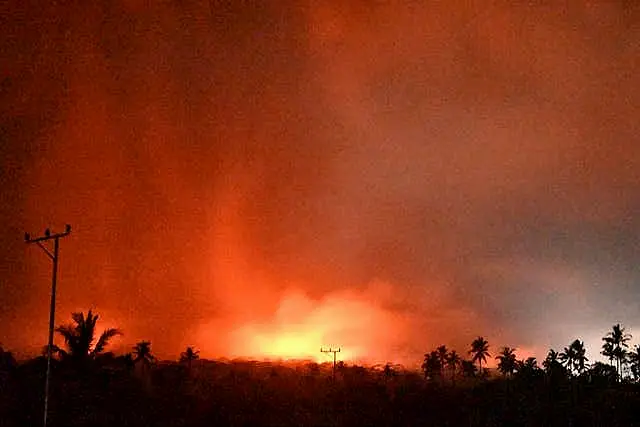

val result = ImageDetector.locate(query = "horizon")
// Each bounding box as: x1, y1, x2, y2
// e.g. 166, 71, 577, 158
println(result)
7, 311, 639, 372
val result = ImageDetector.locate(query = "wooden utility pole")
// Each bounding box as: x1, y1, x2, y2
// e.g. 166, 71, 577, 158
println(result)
320, 347, 341, 380
25, 225, 71, 427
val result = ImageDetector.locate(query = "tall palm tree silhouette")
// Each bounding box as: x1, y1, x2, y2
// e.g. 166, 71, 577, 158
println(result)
180, 346, 200, 372
422, 351, 441, 381
495, 347, 517, 378
436, 345, 448, 377
133, 341, 155, 366
469, 337, 490, 375
601, 340, 615, 367
446, 350, 461, 385
54, 310, 121, 364
602, 324, 631, 381
628, 345, 640, 381
421, 353, 431, 379
543, 348, 565, 378
559, 344, 576, 376
133, 341, 155, 389
516, 357, 541, 380
570, 339, 588, 375
543, 349, 558, 371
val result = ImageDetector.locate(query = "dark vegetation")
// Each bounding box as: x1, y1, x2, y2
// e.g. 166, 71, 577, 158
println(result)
1, 313, 640, 426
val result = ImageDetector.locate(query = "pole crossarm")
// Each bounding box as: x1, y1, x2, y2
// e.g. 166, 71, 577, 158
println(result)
25, 230, 71, 243
25, 225, 71, 245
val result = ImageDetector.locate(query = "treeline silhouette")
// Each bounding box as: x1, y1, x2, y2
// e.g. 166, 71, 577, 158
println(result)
1, 311, 640, 426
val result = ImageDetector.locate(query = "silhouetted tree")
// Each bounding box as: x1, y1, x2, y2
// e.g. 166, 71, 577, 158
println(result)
383, 363, 395, 381
446, 350, 461, 385
561, 339, 588, 377
436, 345, 448, 375
133, 341, 155, 387
180, 346, 199, 372
116, 352, 135, 373
422, 351, 441, 381
602, 324, 631, 381
601, 340, 615, 367
571, 339, 588, 375
543, 349, 559, 373
628, 345, 640, 382
469, 337, 490, 375
134, 341, 155, 366
543, 348, 567, 381
54, 310, 121, 365
0, 346, 16, 371
461, 359, 477, 378
560, 345, 575, 376
588, 362, 617, 386
0, 345, 16, 385
515, 357, 542, 381
495, 347, 517, 378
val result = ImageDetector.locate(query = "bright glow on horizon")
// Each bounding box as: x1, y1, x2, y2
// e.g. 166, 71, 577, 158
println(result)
230, 324, 354, 363
196, 288, 400, 364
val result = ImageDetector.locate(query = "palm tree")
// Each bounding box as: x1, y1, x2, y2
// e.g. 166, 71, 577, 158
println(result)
628, 345, 640, 382
180, 346, 200, 371
133, 341, 155, 366
571, 339, 589, 375
421, 353, 431, 379
601, 340, 615, 366
542, 348, 567, 379
469, 337, 490, 375
54, 310, 121, 364
559, 344, 576, 376
133, 341, 154, 388
516, 357, 542, 380
436, 345, 448, 377
589, 362, 618, 386
446, 350, 461, 385
422, 351, 441, 381
560, 340, 588, 405
543, 349, 559, 373
461, 359, 477, 378
613, 346, 628, 380
495, 347, 517, 378
602, 324, 632, 381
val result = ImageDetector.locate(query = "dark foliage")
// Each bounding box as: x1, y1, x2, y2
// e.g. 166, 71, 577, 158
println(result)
3, 323, 640, 426
1, 354, 640, 427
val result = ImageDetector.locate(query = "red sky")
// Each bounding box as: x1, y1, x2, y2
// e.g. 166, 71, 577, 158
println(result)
1, 1, 639, 366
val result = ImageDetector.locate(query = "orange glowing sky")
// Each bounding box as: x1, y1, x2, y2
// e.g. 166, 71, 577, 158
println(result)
1, 1, 639, 366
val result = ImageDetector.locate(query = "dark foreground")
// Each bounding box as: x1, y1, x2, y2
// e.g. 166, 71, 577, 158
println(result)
1, 357, 639, 427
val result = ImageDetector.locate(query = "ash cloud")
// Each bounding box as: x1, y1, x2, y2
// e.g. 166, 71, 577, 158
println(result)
1, 1, 639, 363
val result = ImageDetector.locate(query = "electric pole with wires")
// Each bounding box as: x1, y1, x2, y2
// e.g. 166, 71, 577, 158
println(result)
25, 224, 71, 427
320, 347, 341, 381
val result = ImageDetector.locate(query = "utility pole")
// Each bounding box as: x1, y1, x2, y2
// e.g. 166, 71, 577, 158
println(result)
25, 224, 71, 427
320, 347, 341, 381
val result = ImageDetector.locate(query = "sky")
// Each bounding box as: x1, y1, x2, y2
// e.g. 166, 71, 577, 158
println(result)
1, 1, 639, 367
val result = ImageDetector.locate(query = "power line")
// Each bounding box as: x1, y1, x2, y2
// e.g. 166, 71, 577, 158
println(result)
25, 224, 72, 427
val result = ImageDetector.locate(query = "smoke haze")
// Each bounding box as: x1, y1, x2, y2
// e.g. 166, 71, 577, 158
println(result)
1, 1, 639, 365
